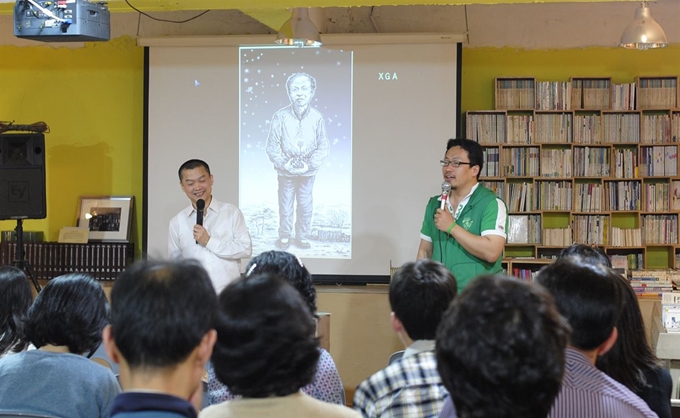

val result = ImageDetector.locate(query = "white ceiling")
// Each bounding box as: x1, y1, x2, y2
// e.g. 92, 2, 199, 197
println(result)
1, 1, 678, 49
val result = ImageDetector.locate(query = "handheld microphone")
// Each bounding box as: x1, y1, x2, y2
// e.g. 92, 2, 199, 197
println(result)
440, 182, 451, 210
196, 199, 205, 244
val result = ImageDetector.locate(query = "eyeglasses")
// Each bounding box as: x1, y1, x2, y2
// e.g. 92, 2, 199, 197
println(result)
440, 159, 472, 168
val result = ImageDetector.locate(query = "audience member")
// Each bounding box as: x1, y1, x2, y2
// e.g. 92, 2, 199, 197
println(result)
207, 250, 344, 405
535, 257, 657, 418
0, 273, 120, 417
103, 260, 218, 417
200, 273, 359, 418
0, 266, 32, 358
559, 243, 672, 417
558, 243, 611, 267
436, 274, 571, 418
353, 259, 456, 418
595, 274, 672, 418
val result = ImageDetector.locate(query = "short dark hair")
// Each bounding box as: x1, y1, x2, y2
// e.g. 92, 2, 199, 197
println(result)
109, 259, 218, 369
437, 275, 570, 418
558, 243, 611, 268
390, 259, 457, 340
246, 250, 316, 316
211, 273, 319, 398
286, 72, 317, 93
596, 274, 662, 393
0, 266, 32, 355
446, 138, 484, 179
178, 159, 211, 181
535, 257, 622, 350
24, 273, 109, 355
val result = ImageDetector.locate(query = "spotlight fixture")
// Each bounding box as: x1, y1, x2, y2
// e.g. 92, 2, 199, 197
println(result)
275, 8, 322, 47
619, 1, 667, 50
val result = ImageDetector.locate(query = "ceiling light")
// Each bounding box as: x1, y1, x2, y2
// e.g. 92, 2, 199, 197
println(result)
619, 1, 667, 50
275, 8, 322, 47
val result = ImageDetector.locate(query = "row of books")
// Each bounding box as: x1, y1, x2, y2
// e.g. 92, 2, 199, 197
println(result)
505, 182, 534, 212
641, 215, 678, 245
572, 79, 611, 110
0, 242, 134, 280
540, 148, 572, 177
481, 181, 504, 200
610, 227, 642, 247
639, 146, 678, 176
468, 112, 680, 144
481, 148, 500, 177
613, 147, 638, 179
610, 253, 644, 270
604, 181, 641, 211
503, 147, 540, 176
536, 82, 572, 111
536, 181, 572, 211
644, 183, 671, 212
573, 147, 611, 177
507, 215, 541, 244
574, 183, 602, 212
573, 215, 609, 245
496, 79, 677, 111
542, 227, 572, 246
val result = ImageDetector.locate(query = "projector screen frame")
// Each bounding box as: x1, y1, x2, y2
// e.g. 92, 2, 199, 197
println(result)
142, 33, 464, 285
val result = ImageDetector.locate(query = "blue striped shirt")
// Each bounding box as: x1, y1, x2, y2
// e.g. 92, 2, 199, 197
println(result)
549, 348, 658, 418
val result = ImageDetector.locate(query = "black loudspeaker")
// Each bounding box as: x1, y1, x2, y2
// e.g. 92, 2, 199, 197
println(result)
0, 133, 46, 220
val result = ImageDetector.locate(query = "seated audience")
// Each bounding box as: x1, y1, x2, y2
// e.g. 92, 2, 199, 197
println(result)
436, 274, 571, 418
559, 243, 672, 418
354, 259, 457, 418
103, 259, 218, 417
535, 257, 657, 418
595, 274, 672, 418
207, 250, 345, 405
199, 273, 359, 418
560, 244, 673, 418
0, 273, 120, 417
0, 266, 32, 358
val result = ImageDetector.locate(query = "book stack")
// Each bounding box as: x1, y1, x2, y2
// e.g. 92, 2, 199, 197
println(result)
0, 242, 134, 280
629, 270, 674, 298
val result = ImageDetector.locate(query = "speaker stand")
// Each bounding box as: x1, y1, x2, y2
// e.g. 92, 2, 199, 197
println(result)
13, 218, 41, 293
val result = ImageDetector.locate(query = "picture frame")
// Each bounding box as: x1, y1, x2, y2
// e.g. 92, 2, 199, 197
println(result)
76, 196, 134, 242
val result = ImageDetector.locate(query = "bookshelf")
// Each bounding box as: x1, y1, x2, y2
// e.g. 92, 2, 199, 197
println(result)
467, 75, 680, 269
0, 242, 134, 281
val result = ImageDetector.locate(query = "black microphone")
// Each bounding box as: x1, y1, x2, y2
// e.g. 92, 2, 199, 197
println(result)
440, 182, 451, 210
196, 199, 205, 244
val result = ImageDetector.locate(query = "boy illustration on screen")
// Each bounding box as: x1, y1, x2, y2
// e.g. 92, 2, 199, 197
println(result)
266, 72, 329, 250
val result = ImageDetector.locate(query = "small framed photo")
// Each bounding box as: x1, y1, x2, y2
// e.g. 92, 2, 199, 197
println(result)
77, 196, 134, 242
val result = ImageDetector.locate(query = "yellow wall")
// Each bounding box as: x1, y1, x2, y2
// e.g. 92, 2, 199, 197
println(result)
0, 37, 144, 254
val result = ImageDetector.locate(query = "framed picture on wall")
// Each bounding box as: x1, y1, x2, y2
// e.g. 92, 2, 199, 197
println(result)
77, 196, 134, 242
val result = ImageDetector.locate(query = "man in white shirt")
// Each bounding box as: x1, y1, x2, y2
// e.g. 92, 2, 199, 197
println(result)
168, 159, 252, 292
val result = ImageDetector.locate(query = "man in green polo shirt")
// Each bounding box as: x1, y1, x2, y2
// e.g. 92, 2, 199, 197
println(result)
417, 138, 508, 290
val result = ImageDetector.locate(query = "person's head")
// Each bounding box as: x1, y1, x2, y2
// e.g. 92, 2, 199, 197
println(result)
178, 159, 213, 207
437, 275, 570, 418
389, 259, 457, 342
442, 139, 483, 187
535, 257, 622, 353
211, 273, 319, 398
24, 273, 108, 355
0, 266, 32, 355
596, 274, 660, 393
286, 73, 316, 109
558, 243, 611, 268
103, 259, 217, 375
245, 250, 316, 316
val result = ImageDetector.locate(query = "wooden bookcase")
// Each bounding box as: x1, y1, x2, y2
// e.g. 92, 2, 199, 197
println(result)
467, 76, 680, 269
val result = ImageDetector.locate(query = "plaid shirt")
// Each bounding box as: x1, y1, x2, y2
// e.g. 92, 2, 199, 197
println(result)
353, 350, 448, 418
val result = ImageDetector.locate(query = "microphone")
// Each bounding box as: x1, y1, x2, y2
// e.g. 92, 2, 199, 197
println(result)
440, 182, 451, 210
196, 199, 205, 244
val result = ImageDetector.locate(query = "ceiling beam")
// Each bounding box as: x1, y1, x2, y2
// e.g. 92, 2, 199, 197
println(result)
0, 0, 640, 15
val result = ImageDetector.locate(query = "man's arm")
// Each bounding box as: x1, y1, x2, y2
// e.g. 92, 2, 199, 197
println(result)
306, 114, 329, 171
204, 207, 252, 260
434, 198, 507, 264
417, 239, 433, 260
265, 112, 288, 171
168, 218, 182, 258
